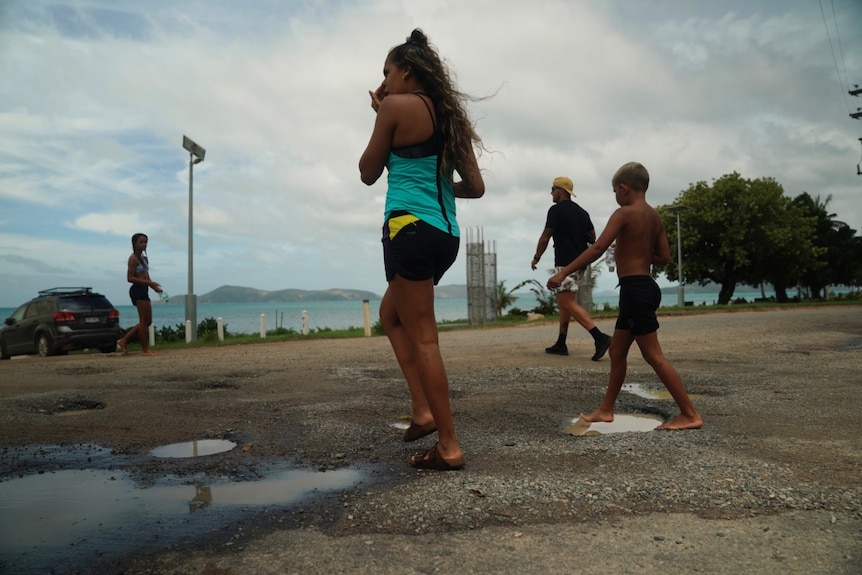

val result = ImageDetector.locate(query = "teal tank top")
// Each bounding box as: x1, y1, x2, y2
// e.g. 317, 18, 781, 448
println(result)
384, 93, 458, 237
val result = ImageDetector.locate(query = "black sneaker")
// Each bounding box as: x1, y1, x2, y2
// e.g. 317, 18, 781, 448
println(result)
545, 343, 569, 355
591, 334, 611, 361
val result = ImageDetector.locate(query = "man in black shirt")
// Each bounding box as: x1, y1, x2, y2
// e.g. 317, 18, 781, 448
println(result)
531, 176, 611, 360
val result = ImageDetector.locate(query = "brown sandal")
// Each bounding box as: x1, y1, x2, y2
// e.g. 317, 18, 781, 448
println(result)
403, 421, 437, 442
410, 443, 465, 471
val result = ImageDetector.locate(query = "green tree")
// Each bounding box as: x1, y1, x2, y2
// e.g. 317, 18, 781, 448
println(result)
792, 193, 862, 298
657, 173, 818, 305
488, 280, 520, 318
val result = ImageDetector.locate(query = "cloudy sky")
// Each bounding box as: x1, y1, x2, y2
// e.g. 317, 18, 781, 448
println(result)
1, 0, 860, 308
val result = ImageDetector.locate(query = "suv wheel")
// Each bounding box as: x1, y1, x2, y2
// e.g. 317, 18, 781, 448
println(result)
36, 332, 55, 357
0, 339, 9, 360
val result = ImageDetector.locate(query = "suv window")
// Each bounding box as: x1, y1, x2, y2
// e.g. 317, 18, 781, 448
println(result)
24, 302, 46, 319
58, 296, 113, 311
10, 305, 27, 322
36, 300, 54, 315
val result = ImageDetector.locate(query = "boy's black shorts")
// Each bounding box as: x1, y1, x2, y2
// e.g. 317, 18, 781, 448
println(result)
615, 275, 661, 335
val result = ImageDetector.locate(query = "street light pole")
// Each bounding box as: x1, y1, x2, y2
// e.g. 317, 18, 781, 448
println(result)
182, 135, 206, 342
668, 205, 688, 307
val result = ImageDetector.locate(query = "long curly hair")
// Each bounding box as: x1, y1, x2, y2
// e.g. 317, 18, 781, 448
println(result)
387, 29, 484, 179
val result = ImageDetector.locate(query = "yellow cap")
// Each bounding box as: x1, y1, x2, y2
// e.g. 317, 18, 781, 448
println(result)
552, 176, 574, 196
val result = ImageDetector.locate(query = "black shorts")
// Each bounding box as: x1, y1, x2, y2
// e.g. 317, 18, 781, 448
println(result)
615, 276, 661, 335
381, 214, 459, 284
129, 283, 149, 305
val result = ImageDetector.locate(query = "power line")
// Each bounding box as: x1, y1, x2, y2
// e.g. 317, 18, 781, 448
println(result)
820, 0, 851, 113
830, 0, 851, 89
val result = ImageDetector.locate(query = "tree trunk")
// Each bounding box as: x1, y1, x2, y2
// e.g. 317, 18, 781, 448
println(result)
774, 283, 789, 303
717, 282, 736, 305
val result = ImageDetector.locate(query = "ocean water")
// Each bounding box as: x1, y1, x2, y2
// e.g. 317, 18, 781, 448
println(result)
0, 290, 779, 335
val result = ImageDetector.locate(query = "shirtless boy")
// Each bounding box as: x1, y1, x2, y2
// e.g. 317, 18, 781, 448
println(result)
547, 162, 702, 430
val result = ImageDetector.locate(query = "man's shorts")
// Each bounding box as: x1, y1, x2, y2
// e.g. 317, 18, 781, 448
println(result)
615, 275, 661, 335
552, 267, 582, 294
382, 213, 459, 284
129, 283, 149, 306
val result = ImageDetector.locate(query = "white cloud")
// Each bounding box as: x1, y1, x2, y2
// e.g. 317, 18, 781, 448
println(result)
1, 0, 860, 307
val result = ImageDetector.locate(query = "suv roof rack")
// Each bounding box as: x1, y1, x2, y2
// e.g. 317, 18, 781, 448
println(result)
37, 287, 94, 296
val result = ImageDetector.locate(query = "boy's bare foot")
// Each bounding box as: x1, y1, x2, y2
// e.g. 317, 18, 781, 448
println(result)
117, 340, 128, 354
579, 409, 614, 423
141, 350, 158, 356
657, 414, 703, 430
566, 418, 593, 436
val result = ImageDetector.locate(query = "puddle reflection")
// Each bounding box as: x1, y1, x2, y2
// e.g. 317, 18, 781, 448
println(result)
0, 465, 363, 571
151, 439, 237, 458
567, 414, 662, 435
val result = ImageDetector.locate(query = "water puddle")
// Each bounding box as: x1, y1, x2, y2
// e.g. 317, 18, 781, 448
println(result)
842, 338, 862, 350
151, 439, 237, 458
622, 382, 700, 400
567, 414, 663, 436
0, 451, 366, 574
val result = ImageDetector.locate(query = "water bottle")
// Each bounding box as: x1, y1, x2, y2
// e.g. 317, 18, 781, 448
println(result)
160, 291, 170, 304
605, 248, 615, 272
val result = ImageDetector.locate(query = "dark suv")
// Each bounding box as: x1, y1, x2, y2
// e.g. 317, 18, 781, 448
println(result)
0, 287, 122, 359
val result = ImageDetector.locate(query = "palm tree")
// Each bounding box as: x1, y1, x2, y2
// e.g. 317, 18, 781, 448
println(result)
577, 263, 600, 311
489, 280, 519, 318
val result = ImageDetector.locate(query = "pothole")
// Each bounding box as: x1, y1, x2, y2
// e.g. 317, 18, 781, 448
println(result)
0, 445, 369, 574
30, 398, 106, 416
567, 414, 663, 435
56, 366, 115, 376
193, 381, 239, 392
842, 338, 862, 350
622, 382, 701, 400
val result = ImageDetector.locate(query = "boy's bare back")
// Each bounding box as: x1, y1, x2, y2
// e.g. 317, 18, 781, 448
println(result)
612, 199, 670, 279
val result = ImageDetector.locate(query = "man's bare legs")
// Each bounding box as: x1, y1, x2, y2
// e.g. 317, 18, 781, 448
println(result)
557, 291, 596, 332
580, 329, 633, 422
636, 332, 702, 430
383, 276, 462, 463
547, 291, 599, 355
550, 291, 610, 361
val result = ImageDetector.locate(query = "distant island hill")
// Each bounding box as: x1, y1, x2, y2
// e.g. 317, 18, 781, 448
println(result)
169, 283, 722, 304
171, 284, 466, 303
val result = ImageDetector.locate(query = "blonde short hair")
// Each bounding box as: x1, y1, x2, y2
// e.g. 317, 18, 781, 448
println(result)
612, 162, 650, 192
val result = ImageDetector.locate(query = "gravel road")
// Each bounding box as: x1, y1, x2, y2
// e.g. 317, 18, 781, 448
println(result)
1, 306, 860, 574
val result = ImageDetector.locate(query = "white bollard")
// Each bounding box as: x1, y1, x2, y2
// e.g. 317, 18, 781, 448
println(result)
185, 320, 192, 343
301, 310, 309, 335
148, 324, 155, 347
259, 314, 266, 338
217, 317, 224, 342
363, 299, 371, 337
